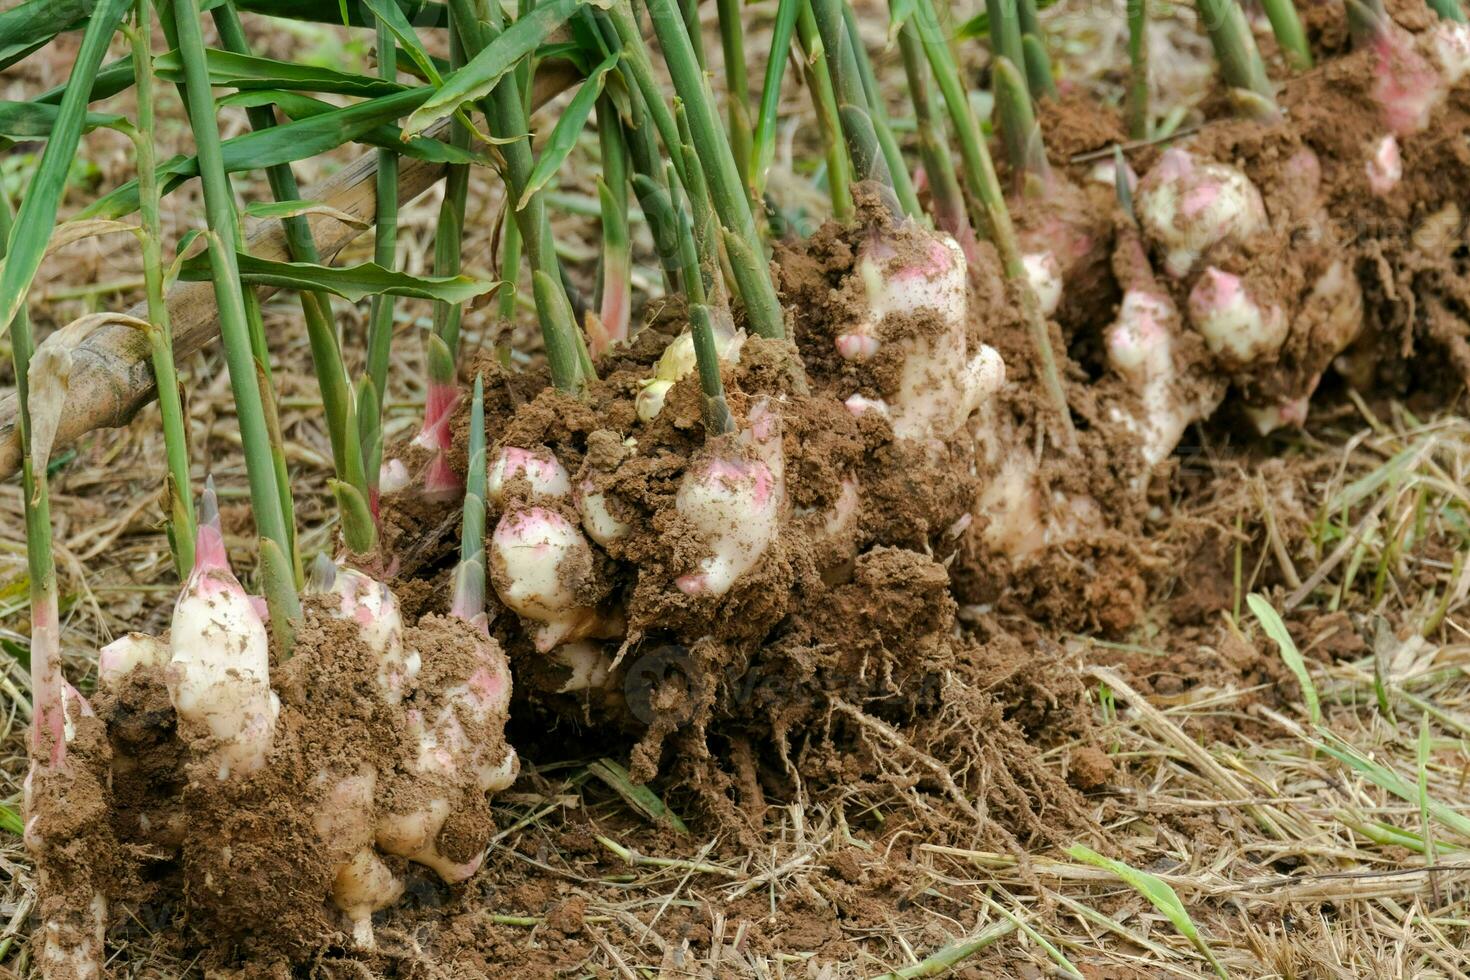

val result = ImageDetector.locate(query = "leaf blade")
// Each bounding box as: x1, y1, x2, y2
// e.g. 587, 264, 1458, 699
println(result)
401, 0, 586, 139
1247, 593, 1321, 726
0, 0, 131, 339
153, 47, 407, 97
80, 86, 435, 220
179, 251, 503, 304
1065, 845, 1229, 978
519, 51, 617, 209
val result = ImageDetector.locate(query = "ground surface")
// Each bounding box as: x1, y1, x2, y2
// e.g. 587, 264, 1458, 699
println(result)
2, 1, 1470, 977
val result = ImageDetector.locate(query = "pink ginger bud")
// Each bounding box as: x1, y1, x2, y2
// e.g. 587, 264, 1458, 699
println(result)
167, 486, 278, 780
1107, 290, 1177, 384
1022, 251, 1063, 317
376, 794, 482, 885
27, 596, 69, 769
1366, 135, 1402, 195
1187, 267, 1288, 366
489, 507, 599, 651
576, 478, 630, 546
554, 641, 615, 693
675, 455, 780, 597
487, 446, 571, 506
98, 633, 168, 689
413, 381, 463, 501
378, 458, 410, 496
1373, 25, 1444, 136
1137, 149, 1267, 278
844, 394, 889, 418
1245, 385, 1315, 435
313, 558, 416, 704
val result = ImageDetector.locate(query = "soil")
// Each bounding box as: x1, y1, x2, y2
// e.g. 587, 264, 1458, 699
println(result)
23, 1, 1470, 973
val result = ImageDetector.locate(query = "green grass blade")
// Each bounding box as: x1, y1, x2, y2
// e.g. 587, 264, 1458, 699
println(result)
0, 0, 91, 60
640, 0, 784, 338
0, 37, 53, 73
1315, 730, 1470, 839
1260, 0, 1312, 70
1021, 33, 1057, 98
751, 0, 800, 198
366, 7, 403, 498
986, 0, 1027, 98
449, 0, 586, 395
0, 0, 131, 340
841, 0, 921, 218
796, 1, 854, 220
1194, 0, 1276, 110
241, 199, 368, 228
1247, 594, 1320, 726
154, 47, 407, 96
631, 171, 687, 292
430, 2, 471, 365
132, 3, 195, 577
587, 758, 689, 833
220, 90, 481, 164
237, 0, 449, 26
1417, 712, 1437, 870
1428, 0, 1468, 21
1126, 0, 1149, 139
519, 52, 617, 209
716, 0, 753, 193
0, 101, 122, 139
357, 0, 446, 85
1065, 845, 1229, 978
81, 86, 435, 219
402, 0, 587, 138
956, 0, 1060, 36
451, 374, 487, 619
35, 53, 136, 105
869, 921, 1018, 979
179, 252, 502, 304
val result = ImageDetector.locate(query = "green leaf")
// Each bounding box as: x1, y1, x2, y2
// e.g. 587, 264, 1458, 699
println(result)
243, 198, 370, 229
357, 0, 445, 85
402, 0, 587, 138
80, 86, 434, 220
220, 90, 483, 165
0, 0, 91, 65
179, 251, 503, 304
243, 0, 452, 28
0, 804, 22, 836
958, 0, 1059, 37
0, 0, 130, 340
0, 101, 123, 139
1066, 845, 1229, 978
1315, 730, 1470, 839
519, 51, 617, 209
753, 0, 802, 196
35, 53, 136, 106
331, 479, 377, 555
0, 36, 54, 73
587, 758, 689, 833
1247, 594, 1320, 726
154, 47, 406, 97
0, 637, 28, 673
